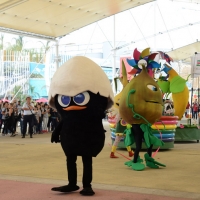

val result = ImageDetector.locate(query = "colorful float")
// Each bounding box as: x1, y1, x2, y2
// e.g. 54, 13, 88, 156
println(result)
109, 115, 177, 149
175, 124, 200, 143
156, 56, 199, 143
151, 116, 178, 148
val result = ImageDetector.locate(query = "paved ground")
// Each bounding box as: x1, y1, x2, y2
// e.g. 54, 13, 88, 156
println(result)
0, 179, 193, 200
0, 121, 200, 200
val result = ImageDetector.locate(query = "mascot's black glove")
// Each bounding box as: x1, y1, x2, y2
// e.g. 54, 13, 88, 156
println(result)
51, 120, 63, 143
51, 131, 60, 143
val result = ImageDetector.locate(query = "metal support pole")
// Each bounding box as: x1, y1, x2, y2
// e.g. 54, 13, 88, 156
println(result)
113, 15, 116, 94
178, 60, 182, 75
198, 77, 199, 125
154, 1, 156, 51
55, 40, 59, 70
191, 86, 193, 126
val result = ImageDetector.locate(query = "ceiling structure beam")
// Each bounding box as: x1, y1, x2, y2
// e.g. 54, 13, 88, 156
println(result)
0, 26, 56, 41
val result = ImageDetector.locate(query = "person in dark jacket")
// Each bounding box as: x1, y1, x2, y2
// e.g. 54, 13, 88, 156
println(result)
7, 103, 16, 137
51, 108, 59, 131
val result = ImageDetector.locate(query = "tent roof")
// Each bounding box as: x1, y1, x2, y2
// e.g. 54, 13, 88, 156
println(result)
167, 41, 200, 62
0, 0, 153, 40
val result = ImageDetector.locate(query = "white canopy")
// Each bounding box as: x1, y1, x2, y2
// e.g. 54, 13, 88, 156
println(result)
0, 0, 153, 40
167, 42, 200, 62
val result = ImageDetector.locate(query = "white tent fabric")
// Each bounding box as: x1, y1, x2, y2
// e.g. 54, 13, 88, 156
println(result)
167, 42, 200, 62
0, 0, 153, 39
1, 0, 200, 66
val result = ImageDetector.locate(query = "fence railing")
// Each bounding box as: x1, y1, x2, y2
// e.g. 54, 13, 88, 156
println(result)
0, 50, 30, 95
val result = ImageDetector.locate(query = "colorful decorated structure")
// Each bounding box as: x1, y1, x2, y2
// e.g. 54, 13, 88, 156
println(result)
158, 64, 189, 120
156, 56, 197, 143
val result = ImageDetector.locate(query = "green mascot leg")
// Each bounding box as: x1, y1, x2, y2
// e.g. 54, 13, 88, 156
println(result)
124, 156, 145, 171
144, 153, 166, 169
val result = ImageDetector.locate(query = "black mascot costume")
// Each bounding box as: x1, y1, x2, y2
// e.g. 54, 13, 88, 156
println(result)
48, 56, 114, 196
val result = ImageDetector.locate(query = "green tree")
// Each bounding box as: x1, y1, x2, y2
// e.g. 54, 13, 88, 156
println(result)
28, 84, 40, 99
28, 48, 44, 63
39, 40, 51, 54
7, 36, 26, 51
12, 85, 26, 102
30, 73, 44, 78
29, 84, 35, 95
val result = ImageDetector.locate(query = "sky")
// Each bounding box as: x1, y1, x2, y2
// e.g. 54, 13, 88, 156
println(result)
1, 0, 200, 58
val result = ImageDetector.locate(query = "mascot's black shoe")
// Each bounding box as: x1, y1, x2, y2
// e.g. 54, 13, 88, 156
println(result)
80, 187, 95, 196
51, 185, 79, 192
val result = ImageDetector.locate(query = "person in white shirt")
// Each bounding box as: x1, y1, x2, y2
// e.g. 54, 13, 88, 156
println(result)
17, 101, 22, 114
22, 96, 34, 138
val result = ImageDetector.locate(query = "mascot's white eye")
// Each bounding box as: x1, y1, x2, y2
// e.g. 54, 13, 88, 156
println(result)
73, 92, 90, 106
147, 85, 157, 91
58, 95, 71, 107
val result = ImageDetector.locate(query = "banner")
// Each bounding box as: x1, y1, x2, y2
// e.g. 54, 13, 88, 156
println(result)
191, 53, 200, 78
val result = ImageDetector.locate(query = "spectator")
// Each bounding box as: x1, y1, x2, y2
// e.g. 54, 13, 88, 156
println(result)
2, 102, 9, 136
33, 106, 38, 134
13, 107, 19, 134
40, 103, 44, 132
16, 101, 22, 115
192, 99, 198, 120
47, 107, 53, 132
7, 103, 16, 137
42, 104, 49, 132
22, 96, 34, 138
36, 104, 42, 134
20, 110, 24, 135
0, 103, 2, 133
51, 108, 59, 131
191, 103, 194, 118
185, 102, 190, 117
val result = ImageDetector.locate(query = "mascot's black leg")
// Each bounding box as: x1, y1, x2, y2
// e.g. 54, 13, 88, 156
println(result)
132, 125, 143, 163
147, 145, 153, 157
67, 155, 78, 186
51, 155, 79, 192
79, 156, 95, 196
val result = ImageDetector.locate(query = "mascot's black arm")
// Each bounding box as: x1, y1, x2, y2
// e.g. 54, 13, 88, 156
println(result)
51, 120, 63, 143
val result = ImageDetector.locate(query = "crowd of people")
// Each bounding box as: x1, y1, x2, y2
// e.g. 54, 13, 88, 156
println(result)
185, 99, 200, 120
162, 99, 200, 120
0, 96, 60, 138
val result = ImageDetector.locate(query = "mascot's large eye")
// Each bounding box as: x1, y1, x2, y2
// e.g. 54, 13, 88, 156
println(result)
58, 95, 71, 107
147, 85, 157, 91
73, 92, 90, 106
